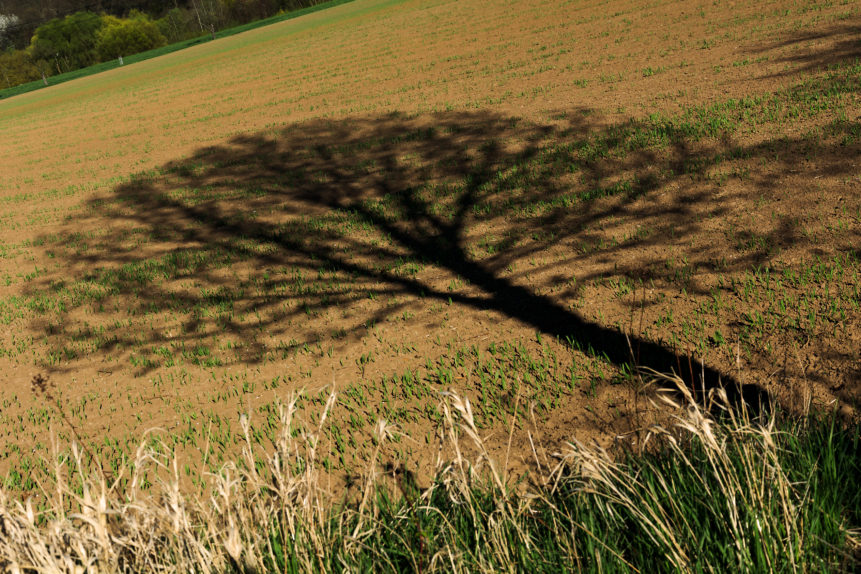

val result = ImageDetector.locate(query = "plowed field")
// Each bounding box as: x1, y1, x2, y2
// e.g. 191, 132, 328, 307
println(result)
0, 0, 858, 491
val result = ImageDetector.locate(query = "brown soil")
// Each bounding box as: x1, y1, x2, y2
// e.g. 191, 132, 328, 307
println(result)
0, 0, 858, 488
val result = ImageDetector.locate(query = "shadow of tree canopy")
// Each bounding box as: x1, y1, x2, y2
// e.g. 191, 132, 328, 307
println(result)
30, 83, 861, 410
746, 22, 861, 79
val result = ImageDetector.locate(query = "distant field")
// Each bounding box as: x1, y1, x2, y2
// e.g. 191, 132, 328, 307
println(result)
0, 0, 359, 101
0, 0, 858, 492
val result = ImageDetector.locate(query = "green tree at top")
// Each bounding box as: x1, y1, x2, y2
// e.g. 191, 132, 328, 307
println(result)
97, 11, 167, 61
30, 12, 103, 74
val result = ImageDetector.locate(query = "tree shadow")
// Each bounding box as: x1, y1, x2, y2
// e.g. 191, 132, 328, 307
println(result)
746, 22, 861, 79
28, 100, 861, 411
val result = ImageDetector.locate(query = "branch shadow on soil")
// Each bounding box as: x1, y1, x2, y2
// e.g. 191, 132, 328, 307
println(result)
747, 22, 861, 78
30, 106, 861, 412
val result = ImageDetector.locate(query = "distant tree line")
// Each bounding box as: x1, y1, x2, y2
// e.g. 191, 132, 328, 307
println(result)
0, 0, 324, 89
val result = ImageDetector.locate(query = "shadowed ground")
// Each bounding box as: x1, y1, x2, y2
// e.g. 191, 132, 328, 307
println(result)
29, 93, 860, 419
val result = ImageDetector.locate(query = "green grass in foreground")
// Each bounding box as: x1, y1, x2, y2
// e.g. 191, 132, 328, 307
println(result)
1, 375, 857, 573
0, 0, 357, 101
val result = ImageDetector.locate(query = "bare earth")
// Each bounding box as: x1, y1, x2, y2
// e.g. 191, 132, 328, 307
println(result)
0, 0, 858, 488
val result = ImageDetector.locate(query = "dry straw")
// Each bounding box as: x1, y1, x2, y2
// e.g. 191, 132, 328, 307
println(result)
0, 374, 856, 572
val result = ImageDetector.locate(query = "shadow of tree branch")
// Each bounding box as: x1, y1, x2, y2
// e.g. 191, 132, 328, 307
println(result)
29, 95, 861, 411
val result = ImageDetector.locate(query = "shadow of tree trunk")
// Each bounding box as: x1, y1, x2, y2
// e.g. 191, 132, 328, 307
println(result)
29, 94, 861, 412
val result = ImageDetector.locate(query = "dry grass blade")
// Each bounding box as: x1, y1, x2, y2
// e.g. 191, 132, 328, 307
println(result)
0, 380, 854, 572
